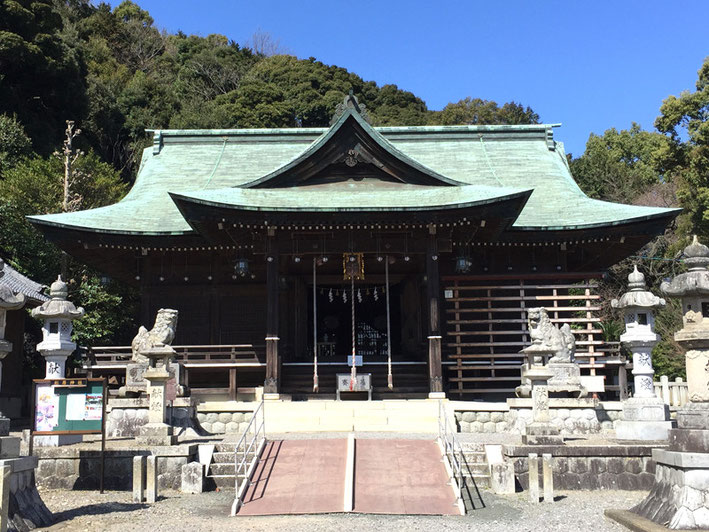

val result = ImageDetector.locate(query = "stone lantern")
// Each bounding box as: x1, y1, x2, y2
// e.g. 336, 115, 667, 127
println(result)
629, 236, 709, 528
0, 260, 25, 438
31, 276, 84, 379
612, 265, 671, 440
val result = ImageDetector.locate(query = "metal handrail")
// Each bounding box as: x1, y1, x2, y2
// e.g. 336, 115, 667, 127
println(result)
438, 400, 465, 513
230, 398, 266, 516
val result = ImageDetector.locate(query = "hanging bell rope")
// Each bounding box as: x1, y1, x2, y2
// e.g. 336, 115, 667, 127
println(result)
350, 274, 357, 391
386, 255, 393, 390
312, 257, 319, 393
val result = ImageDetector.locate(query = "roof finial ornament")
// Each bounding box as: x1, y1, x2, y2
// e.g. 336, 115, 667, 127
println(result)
628, 264, 646, 291
330, 90, 371, 125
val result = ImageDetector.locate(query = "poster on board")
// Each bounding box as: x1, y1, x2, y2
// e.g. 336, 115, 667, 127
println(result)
84, 394, 103, 420
35, 384, 59, 432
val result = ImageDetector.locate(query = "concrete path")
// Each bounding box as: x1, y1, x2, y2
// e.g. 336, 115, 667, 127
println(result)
239, 439, 347, 515
353, 439, 458, 515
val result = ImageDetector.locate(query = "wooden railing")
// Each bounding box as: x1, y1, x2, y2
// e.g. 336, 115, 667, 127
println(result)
81, 344, 267, 400
654, 376, 689, 408
83, 344, 266, 368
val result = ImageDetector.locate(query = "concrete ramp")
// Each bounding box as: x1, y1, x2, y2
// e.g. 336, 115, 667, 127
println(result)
239, 439, 347, 515
237, 438, 459, 516
354, 439, 459, 515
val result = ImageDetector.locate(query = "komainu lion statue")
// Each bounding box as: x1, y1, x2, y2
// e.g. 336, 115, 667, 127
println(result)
131, 308, 179, 363
527, 307, 575, 363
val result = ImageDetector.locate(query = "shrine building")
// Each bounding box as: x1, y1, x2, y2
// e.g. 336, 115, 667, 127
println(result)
28, 95, 680, 400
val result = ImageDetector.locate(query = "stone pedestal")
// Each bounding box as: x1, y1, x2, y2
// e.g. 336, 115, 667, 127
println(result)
137, 347, 177, 446
118, 361, 188, 398
546, 362, 587, 398
522, 365, 563, 445
616, 397, 672, 441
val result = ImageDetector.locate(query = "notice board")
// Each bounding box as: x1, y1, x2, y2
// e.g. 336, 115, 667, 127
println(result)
33, 378, 106, 434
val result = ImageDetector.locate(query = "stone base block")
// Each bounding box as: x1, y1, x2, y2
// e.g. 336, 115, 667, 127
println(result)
490, 462, 516, 494
669, 428, 709, 453
137, 424, 176, 447
428, 392, 446, 400
522, 422, 564, 445
33, 434, 83, 447
623, 397, 670, 422
181, 461, 204, 494
0, 436, 20, 459
119, 361, 189, 398
676, 402, 709, 430
632, 453, 709, 529
0, 456, 54, 529
616, 421, 672, 442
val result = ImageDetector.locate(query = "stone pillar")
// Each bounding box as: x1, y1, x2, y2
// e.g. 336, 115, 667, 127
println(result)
612, 265, 671, 441
427, 230, 444, 398
264, 231, 280, 397
520, 341, 563, 445
31, 276, 84, 381
629, 237, 709, 528
133, 456, 145, 503
137, 346, 176, 446
528, 453, 539, 503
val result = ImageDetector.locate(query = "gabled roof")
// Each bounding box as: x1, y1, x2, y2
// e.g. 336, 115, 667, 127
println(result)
242, 101, 463, 188
0, 261, 48, 304
28, 105, 680, 238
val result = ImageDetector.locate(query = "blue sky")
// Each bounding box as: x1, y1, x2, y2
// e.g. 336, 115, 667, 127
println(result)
113, 0, 708, 156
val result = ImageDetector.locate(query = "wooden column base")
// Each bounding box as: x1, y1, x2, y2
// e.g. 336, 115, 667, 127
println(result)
428, 335, 443, 394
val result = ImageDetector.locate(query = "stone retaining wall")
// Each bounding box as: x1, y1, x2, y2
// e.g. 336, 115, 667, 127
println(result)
455, 399, 625, 436
195, 411, 253, 434
505, 444, 660, 490
35, 445, 196, 491
106, 397, 197, 438
106, 397, 256, 437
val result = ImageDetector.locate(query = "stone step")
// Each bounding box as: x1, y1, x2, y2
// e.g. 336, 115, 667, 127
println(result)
462, 451, 487, 464
461, 462, 489, 476
208, 462, 235, 476
462, 474, 490, 490
206, 474, 236, 489
212, 451, 235, 464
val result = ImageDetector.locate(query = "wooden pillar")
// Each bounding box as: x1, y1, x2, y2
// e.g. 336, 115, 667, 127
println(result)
265, 231, 280, 395
427, 228, 444, 397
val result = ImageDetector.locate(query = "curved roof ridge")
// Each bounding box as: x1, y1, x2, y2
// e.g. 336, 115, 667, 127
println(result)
240, 107, 465, 188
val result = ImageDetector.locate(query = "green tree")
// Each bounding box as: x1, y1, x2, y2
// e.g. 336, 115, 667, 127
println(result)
429, 97, 539, 125
0, 114, 32, 177
569, 123, 673, 204
0, 150, 127, 282
655, 56, 709, 238
0, 0, 87, 153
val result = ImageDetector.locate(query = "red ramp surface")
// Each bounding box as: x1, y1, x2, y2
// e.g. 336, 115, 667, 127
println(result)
353, 439, 458, 515
239, 439, 347, 515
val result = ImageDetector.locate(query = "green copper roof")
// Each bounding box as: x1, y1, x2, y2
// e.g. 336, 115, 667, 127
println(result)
171, 182, 530, 213
28, 119, 680, 236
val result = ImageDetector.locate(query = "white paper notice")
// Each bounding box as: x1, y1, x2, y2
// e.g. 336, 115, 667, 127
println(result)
65, 393, 86, 421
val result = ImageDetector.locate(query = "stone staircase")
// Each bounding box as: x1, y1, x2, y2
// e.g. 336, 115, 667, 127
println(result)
461, 442, 490, 492
205, 442, 238, 489
263, 399, 440, 433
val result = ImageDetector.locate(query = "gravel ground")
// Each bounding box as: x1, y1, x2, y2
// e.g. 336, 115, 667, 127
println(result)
37, 488, 645, 532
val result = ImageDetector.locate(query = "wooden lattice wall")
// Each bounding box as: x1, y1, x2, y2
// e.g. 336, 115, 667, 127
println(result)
443, 274, 619, 397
